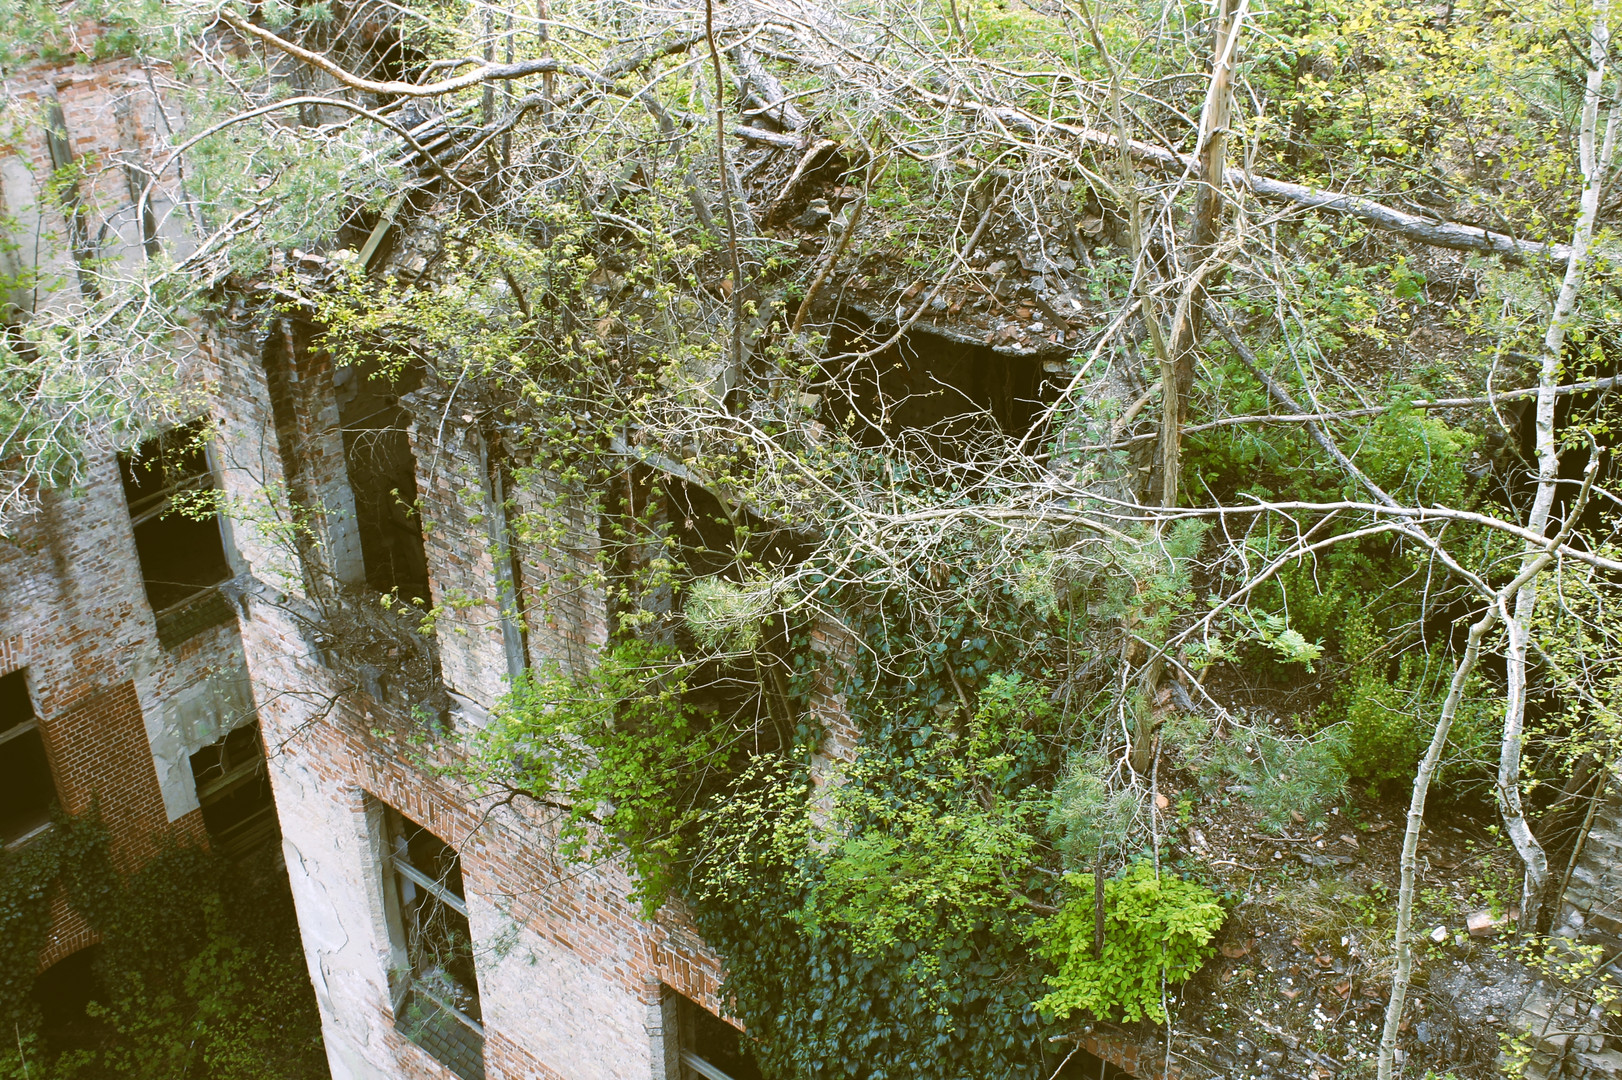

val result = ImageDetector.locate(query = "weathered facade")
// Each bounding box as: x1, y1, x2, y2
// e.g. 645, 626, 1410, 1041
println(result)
2, 46, 757, 1080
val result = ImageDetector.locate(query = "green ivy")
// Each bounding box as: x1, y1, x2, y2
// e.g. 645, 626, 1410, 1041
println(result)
0, 811, 325, 1080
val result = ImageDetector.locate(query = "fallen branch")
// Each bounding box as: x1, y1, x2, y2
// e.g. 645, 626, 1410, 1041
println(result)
899, 82, 1573, 263
1072, 373, 1622, 451
764, 138, 838, 224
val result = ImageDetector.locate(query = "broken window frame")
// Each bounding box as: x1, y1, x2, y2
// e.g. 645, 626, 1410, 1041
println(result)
117, 422, 237, 646
188, 720, 277, 859
375, 803, 485, 1080
0, 669, 57, 851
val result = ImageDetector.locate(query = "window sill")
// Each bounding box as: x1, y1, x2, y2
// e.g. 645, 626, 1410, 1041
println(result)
4, 821, 53, 852
154, 586, 237, 650
395, 984, 485, 1080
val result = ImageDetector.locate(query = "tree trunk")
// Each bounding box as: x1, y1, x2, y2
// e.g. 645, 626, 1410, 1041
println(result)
1377, 605, 1495, 1080
1500, 0, 1615, 933
1377, 457, 1595, 1080
1158, 0, 1246, 509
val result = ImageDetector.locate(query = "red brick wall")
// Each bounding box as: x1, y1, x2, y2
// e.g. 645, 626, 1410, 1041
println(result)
41, 680, 206, 872
36, 887, 96, 972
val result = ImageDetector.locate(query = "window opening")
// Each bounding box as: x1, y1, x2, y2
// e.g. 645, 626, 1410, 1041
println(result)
32, 945, 108, 1056
0, 668, 56, 849
818, 308, 1054, 451
188, 721, 277, 860
335, 358, 429, 601
477, 427, 527, 680
42, 98, 98, 302
118, 421, 236, 647
671, 990, 762, 1080
380, 805, 483, 1080
601, 470, 805, 756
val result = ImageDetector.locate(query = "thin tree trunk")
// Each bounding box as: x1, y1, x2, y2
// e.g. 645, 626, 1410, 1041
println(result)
1158, 0, 1246, 509
1093, 845, 1106, 958
1379, 458, 1598, 1080
1500, 0, 1615, 932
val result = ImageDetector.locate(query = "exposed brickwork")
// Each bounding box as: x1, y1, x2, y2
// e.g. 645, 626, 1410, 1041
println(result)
5, 44, 891, 1080
510, 476, 607, 679
1071, 1030, 1186, 1079
36, 886, 97, 972
401, 388, 515, 710
212, 324, 743, 1077
1, 55, 192, 317
42, 680, 205, 870
808, 617, 861, 825
0, 62, 258, 971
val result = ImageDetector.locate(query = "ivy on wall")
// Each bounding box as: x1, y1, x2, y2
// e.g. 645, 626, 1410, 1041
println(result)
0, 812, 326, 1080
477, 551, 1230, 1079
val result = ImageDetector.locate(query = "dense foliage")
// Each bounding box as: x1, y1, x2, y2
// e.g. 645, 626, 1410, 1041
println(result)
8, 0, 1622, 1074
0, 814, 325, 1080
1034, 863, 1224, 1025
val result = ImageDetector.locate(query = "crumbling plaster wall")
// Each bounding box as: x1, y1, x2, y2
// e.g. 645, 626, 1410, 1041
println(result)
0, 51, 274, 978
0, 448, 253, 965
212, 333, 726, 1080
1, 53, 195, 318
0, 451, 253, 817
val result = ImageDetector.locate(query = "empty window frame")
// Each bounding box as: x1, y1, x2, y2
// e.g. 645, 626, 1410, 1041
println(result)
379, 805, 484, 1080
334, 358, 430, 601
118, 422, 235, 646
0, 669, 56, 848
671, 990, 763, 1080
599, 469, 804, 755
818, 310, 1054, 451
188, 722, 277, 860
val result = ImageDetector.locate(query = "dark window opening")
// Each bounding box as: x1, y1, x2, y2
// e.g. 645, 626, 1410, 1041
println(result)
818, 309, 1054, 450
668, 478, 804, 754
33, 946, 109, 1056
189, 722, 277, 860
600, 469, 805, 755
260, 321, 320, 581
672, 990, 763, 1080
0, 669, 55, 848
335, 359, 429, 602
381, 805, 483, 1080
118, 422, 235, 647
43, 99, 98, 302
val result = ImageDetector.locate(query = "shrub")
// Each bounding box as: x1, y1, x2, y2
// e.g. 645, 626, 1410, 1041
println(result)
1033, 862, 1224, 1024
1166, 713, 1347, 831
1339, 652, 1497, 791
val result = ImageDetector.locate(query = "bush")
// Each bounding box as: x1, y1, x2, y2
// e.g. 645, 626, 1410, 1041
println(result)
1033, 862, 1224, 1024
0, 814, 326, 1080
1339, 652, 1497, 792
1166, 713, 1347, 831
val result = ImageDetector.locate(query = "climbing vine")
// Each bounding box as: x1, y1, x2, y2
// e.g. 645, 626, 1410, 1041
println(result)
0, 812, 325, 1080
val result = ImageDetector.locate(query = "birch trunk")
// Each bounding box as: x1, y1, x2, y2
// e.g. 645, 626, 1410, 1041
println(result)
1378, 454, 1596, 1080
1500, 0, 1615, 932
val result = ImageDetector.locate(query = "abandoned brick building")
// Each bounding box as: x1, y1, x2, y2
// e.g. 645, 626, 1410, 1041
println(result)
8, 17, 1622, 1080
0, 41, 776, 1080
